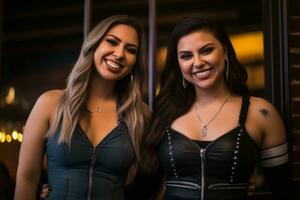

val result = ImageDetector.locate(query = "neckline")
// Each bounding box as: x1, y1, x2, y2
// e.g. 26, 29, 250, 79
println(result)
168, 95, 249, 141
168, 126, 258, 150
193, 139, 211, 148
169, 126, 239, 144
77, 121, 123, 149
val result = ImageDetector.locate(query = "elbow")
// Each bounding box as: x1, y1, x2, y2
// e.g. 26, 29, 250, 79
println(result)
16, 167, 41, 186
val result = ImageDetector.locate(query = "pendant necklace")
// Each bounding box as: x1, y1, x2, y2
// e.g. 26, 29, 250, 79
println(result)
86, 107, 102, 114
95, 107, 102, 113
194, 94, 231, 137
86, 105, 103, 113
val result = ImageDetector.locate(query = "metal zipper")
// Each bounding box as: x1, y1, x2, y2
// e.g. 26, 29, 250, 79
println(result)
183, 138, 207, 199
168, 128, 218, 199
87, 148, 96, 200
200, 148, 206, 200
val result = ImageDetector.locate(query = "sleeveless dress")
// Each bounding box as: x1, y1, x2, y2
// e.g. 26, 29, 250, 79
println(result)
46, 121, 134, 200
159, 96, 259, 200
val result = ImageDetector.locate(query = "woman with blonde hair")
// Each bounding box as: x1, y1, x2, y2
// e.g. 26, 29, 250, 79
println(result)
15, 15, 149, 200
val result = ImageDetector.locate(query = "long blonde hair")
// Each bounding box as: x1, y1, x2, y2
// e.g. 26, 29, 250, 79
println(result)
46, 15, 148, 165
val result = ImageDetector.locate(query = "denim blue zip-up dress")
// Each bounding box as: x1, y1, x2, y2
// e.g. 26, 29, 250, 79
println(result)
46, 121, 134, 200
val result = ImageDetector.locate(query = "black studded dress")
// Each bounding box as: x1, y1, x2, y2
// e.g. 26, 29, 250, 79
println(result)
159, 96, 259, 200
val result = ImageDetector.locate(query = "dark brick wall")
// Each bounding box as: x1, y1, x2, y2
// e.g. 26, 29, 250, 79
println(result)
289, 0, 300, 188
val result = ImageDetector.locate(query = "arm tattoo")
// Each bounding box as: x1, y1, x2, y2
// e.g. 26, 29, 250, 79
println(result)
259, 108, 270, 118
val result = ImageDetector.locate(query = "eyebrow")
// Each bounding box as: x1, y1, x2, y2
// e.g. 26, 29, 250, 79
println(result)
106, 34, 138, 49
178, 43, 214, 54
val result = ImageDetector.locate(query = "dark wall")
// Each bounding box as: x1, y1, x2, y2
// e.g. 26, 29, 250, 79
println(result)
289, 0, 300, 189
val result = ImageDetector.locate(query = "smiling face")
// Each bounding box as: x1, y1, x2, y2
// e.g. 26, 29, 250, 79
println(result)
177, 30, 227, 90
93, 24, 139, 81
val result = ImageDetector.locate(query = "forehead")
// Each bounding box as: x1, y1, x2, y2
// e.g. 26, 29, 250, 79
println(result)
177, 30, 221, 51
106, 24, 139, 46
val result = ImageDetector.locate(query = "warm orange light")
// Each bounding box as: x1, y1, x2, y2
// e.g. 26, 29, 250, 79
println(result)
246, 64, 265, 89
5, 87, 16, 104
230, 31, 264, 63
6, 134, 12, 143
12, 130, 18, 140
157, 47, 167, 71
0, 132, 5, 143
17, 133, 23, 142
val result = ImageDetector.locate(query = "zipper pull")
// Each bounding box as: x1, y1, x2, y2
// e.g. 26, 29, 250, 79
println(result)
91, 148, 96, 164
200, 148, 205, 158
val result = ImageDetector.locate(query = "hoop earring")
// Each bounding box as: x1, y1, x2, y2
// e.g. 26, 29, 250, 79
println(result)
130, 73, 133, 87
182, 77, 187, 88
225, 59, 229, 81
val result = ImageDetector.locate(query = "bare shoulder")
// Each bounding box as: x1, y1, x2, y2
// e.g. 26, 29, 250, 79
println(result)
249, 96, 275, 109
248, 96, 286, 148
38, 89, 64, 105
31, 89, 64, 121
249, 96, 279, 119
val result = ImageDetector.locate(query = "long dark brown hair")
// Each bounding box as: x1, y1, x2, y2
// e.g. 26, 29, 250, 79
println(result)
142, 15, 249, 173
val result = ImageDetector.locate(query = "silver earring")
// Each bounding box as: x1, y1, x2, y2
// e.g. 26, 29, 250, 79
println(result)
225, 59, 229, 81
130, 73, 133, 86
182, 77, 187, 88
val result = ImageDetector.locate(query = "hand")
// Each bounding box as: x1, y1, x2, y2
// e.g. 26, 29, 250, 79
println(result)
40, 184, 51, 199
248, 174, 265, 191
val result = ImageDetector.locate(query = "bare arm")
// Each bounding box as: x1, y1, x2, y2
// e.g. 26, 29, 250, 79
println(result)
14, 90, 62, 200
250, 97, 293, 199
256, 99, 286, 149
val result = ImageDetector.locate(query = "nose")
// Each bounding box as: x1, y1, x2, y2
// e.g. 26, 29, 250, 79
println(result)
193, 54, 205, 68
113, 46, 125, 61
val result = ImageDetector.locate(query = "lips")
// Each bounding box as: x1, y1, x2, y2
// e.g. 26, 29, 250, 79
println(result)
105, 59, 123, 72
192, 68, 212, 79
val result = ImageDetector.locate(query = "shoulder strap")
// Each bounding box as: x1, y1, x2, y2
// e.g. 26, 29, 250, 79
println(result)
238, 95, 250, 125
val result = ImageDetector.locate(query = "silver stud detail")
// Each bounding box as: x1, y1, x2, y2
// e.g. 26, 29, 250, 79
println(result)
167, 130, 178, 178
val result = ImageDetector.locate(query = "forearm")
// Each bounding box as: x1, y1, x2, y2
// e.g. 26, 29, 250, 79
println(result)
14, 177, 38, 200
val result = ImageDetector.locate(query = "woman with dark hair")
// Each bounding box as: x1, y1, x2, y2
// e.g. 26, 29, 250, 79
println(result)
142, 16, 293, 200
15, 15, 149, 200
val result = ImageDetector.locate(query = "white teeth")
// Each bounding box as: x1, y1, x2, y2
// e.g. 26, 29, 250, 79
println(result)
106, 60, 121, 69
196, 70, 209, 76
194, 69, 211, 79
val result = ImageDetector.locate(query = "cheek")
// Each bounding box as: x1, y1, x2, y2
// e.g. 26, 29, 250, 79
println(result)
93, 52, 98, 64
178, 60, 191, 74
206, 54, 224, 69
127, 55, 137, 67
93, 49, 103, 64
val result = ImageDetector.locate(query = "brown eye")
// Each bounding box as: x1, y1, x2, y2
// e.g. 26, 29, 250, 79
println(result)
179, 53, 192, 60
201, 47, 214, 54
106, 39, 118, 46
126, 47, 138, 55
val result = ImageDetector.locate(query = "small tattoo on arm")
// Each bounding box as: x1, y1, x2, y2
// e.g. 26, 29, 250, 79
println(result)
259, 108, 270, 118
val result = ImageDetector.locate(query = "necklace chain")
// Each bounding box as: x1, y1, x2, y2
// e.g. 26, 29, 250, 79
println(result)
194, 95, 231, 137
95, 107, 102, 112
86, 106, 102, 113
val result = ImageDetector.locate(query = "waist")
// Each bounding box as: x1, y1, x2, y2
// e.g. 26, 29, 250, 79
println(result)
165, 180, 249, 190
48, 170, 126, 199
164, 180, 249, 200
